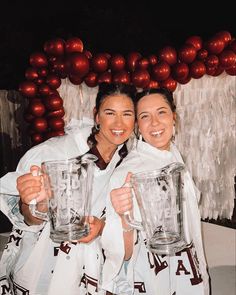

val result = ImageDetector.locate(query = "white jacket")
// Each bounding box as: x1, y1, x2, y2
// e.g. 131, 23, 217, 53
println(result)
101, 140, 209, 295
0, 118, 122, 295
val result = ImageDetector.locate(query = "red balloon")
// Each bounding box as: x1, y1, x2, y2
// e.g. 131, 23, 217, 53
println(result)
110, 54, 126, 72
205, 55, 219, 68
84, 72, 98, 87
48, 117, 65, 131
67, 53, 90, 77
137, 58, 149, 70
113, 71, 130, 84
38, 84, 51, 96
30, 52, 48, 68
65, 37, 84, 53
83, 50, 93, 59
44, 95, 63, 111
44, 38, 65, 56
152, 61, 171, 81
46, 74, 61, 89
48, 89, 59, 96
148, 54, 158, 66
185, 36, 202, 51
206, 37, 225, 54
37, 68, 48, 77
147, 80, 159, 89
25, 67, 39, 80
126, 52, 142, 72
31, 133, 44, 145
91, 54, 109, 73
19, 81, 37, 97
47, 108, 65, 118
32, 117, 48, 133
160, 77, 177, 92
68, 74, 83, 85
197, 49, 208, 60
29, 100, 46, 117
97, 71, 112, 84
226, 64, 236, 75
218, 50, 236, 69
132, 69, 150, 88
172, 62, 189, 80
159, 46, 177, 65
215, 31, 232, 46
50, 58, 67, 78
35, 78, 44, 86
206, 65, 217, 76
212, 66, 224, 77
189, 61, 206, 79
177, 75, 191, 84
178, 44, 197, 64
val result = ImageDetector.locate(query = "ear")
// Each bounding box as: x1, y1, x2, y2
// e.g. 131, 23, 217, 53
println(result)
173, 112, 177, 124
93, 107, 99, 123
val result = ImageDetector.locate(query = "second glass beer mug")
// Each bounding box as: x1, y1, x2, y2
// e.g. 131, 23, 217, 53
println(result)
125, 162, 188, 255
29, 154, 97, 243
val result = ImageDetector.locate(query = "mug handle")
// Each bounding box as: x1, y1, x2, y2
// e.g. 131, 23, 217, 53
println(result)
122, 182, 143, 231
28, 169, 48, 221
29, 199, 48, 221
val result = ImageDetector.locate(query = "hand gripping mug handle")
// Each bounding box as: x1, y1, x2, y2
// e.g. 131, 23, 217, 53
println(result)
122, 182, 143, 231
28, 169, 48, 221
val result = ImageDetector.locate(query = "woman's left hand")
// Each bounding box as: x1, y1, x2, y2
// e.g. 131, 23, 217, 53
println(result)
78, 216, 105, 243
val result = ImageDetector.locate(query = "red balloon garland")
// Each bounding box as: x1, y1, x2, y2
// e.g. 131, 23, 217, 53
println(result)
19, 31, 236, 145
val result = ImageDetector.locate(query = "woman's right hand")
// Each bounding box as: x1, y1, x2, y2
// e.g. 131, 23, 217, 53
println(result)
110, 172, 133, 216
17, 166, 44, 204
17, 165, 47, 225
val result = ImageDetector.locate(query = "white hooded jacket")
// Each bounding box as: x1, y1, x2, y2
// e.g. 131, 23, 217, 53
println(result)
0, 118, 122, 295
101, 140, 209, 295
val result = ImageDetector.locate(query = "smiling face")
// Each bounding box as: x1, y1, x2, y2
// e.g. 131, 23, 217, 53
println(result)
137, 93, 176, 151
95, 94, 135, 148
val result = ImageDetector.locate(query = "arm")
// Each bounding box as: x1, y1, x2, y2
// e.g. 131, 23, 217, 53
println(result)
78, 216, 105, 243
110, 172, 134, 260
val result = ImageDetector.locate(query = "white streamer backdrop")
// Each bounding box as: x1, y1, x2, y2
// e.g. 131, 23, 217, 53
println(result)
58, 73, 236, 220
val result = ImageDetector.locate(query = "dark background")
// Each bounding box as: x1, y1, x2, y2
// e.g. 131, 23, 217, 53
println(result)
0, 1, 235, 90
0, 1, 235, 230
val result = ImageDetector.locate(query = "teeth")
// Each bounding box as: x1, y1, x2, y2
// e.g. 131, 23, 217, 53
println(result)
151, 130, 163, 137
112, 130, 124, 135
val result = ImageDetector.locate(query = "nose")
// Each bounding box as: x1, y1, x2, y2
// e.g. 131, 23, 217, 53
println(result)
115, 114, 124, 126
151, 115, 160, 126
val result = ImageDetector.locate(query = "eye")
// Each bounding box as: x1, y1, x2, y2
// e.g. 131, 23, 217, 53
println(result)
105, 111, 115, 115
123, 112, 133, 117
158, 110, 167, 115
140, 114, 149, 120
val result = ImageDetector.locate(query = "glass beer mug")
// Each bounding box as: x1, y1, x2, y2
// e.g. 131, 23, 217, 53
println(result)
125, 162, 188, 255
29, 154, 97, 243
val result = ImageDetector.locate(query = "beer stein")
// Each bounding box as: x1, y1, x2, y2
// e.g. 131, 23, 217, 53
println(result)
29, 154, 97, 243
125, 162, 188, 255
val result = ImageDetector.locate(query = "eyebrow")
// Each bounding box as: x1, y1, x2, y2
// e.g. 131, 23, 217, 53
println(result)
138, 106, 168, 117
104, 108, 134, 113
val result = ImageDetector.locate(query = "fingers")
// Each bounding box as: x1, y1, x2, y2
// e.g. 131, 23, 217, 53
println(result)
78, 216, 101, 243
16, 165, 43, 204
110, 187, 133, 215
124, 172, 132, 184
30, 165, 41, 176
